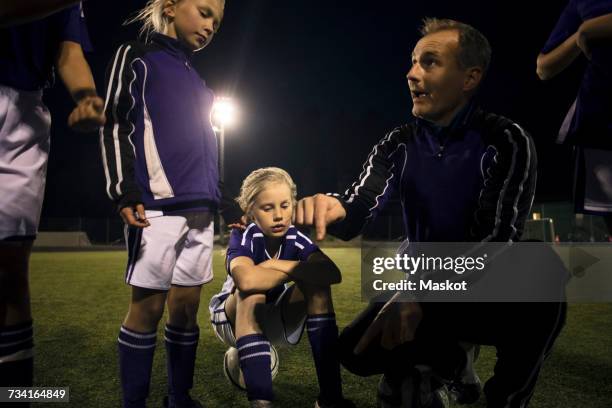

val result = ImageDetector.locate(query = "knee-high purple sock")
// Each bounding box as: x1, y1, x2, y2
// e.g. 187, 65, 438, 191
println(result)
307, 313, 343, 404
165, 324, 199, 407
236, 334, 274, 402
118, 326, 156, 408
0, 320, 34, 408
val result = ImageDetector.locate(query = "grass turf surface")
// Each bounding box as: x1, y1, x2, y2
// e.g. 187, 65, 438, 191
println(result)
29, 248, 612, 407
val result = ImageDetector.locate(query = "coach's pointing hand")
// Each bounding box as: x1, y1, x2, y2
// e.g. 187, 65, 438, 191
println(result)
296, 194, 346, 241
120, 203, 150, 228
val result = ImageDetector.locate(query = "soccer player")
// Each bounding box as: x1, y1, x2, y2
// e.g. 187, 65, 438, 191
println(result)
296, 18, 566, 408
537, 0, 612, 238
99, 1, 239, 407
209, 167, 355, 408
0, 2, 104, 403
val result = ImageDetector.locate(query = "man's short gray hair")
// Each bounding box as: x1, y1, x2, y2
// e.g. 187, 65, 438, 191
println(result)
420, 18, 491, 75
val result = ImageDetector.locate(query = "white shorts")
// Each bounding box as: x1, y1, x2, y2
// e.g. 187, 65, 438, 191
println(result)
125, 210, 214, 290
574, 147, 612, 215
0, 85, 51, 241
210, 285, 307, 347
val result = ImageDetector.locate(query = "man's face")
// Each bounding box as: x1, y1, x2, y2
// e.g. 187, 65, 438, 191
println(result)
407, 30, 469, 126
165, 0, 224, 51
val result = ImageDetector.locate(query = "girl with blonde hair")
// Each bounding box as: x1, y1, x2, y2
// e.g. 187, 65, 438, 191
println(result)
210, 168, 355, 408
99, 1, 229, 407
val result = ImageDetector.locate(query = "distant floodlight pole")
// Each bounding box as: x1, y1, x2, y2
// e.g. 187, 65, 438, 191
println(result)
212, 97, 237, 244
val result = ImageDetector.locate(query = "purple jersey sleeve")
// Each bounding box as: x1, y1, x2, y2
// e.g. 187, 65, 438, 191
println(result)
542, 0, 581, 53
580, 0, 612, 19
225, 228, 255, 275
294, 231, 320, 261
59, 3, 92, 52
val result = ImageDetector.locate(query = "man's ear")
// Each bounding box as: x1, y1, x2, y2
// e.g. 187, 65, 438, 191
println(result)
463, 66, 483, 93
163, 0, 178, 19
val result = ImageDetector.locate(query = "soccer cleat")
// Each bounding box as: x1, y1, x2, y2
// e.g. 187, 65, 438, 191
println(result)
314, 397, 357, 408
162, 396, 203, 408
250, 400, 274, 407
377, 367, 449, 408
377, 375, 403, 407
448, 344, 482, 404
448, 381, 482, 405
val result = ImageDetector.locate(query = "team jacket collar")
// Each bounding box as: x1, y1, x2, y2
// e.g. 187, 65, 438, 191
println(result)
150, 32, 194, 61
416, 100, 481, 138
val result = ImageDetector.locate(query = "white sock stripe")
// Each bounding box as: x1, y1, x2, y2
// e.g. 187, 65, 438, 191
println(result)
306, 316, 336, 322
0, 337, 33, 348
239, 351, 271, 361
211, 313, 227, 322
164, 326, 199, 336
0, 326, 33, 336
237, 340, 270, 351
120, 327, 156, 339
117, 338, 156, 350
164, 337, 198, 346
0, 349, 34, 364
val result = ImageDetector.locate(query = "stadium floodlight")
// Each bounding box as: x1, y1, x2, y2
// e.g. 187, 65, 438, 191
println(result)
211, 96, 238, 244
212, 97, 237, 132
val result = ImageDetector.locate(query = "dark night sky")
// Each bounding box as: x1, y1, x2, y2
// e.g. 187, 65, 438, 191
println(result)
41, 0, 583, 218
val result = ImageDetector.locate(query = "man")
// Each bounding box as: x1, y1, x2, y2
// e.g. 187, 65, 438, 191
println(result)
296, 18, 566, 408
0, 3, 105, 402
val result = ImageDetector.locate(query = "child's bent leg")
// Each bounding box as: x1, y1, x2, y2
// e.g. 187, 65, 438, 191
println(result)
119, 287, 166, 408
297, 283, 344, 405
164, 285, 202, 407
235, 291, 274, 403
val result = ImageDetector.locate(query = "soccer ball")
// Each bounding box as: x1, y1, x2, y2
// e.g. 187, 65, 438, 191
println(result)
223, 345, 279, 390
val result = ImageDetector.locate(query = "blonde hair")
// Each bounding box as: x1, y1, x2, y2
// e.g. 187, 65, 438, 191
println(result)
237, 167, 297, 219
126, 0, 225, 39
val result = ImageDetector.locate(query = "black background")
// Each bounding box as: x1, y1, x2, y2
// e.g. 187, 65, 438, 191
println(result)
41, 0, 582, 218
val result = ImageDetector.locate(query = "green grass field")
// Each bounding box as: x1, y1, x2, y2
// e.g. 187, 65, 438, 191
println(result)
29, 248, 612, 407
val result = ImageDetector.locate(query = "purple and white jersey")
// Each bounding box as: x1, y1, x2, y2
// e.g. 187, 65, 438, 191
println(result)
0, 3, 91, 91
100, 33, 220, 212
209, 223, 319, 314
542, 0, 612, 147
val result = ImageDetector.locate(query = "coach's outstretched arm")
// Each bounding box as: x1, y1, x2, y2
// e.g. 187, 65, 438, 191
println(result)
99, 44, 149, 228
0, 0, 81, 27
296, 128, 404, 241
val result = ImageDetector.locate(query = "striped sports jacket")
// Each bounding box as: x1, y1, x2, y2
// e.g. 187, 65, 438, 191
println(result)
329, 105, 537, 243
99, 33, 222, 213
